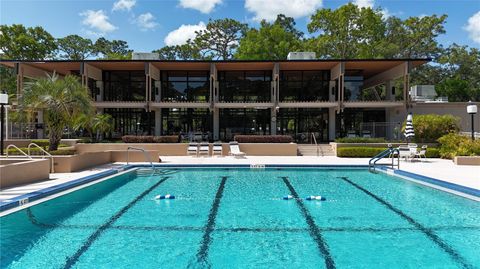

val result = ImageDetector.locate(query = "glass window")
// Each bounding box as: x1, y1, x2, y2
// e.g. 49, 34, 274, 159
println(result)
279, 70, 330, 102
335, 109, 386, 138
104, 108, 154, 138
277, 108, 329, 143
161, 108, 212, 140
219, 108, 271, 141
103, 71, 146, 101
161, 71, 209, 102
218, 71, 271, 102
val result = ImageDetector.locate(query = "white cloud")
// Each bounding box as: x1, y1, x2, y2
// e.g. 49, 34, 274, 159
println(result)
80, 10, 117, 34
179, 0, 222, 14
164, 22, 206, 46
381, 8, 391, 19
353, 0, 374, 8
245, 0, 323, 22
113, 0, 136, 11
136, 12, 158, 31
464, 11, 480, 44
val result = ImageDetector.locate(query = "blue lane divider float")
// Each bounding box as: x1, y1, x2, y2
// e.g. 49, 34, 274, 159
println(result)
305, 195, 326, 201
283, 195, 294, 200
155, 194, 175, 200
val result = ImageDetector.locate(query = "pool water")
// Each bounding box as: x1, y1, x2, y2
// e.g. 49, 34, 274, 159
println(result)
1, 168, 479, 269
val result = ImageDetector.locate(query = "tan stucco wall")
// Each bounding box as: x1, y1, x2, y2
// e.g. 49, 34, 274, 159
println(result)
110, 150, 160, 162
0, 159, 50, 189
53, 152, 111, 173
454, 156, 480, 166
236, 143, 297, 156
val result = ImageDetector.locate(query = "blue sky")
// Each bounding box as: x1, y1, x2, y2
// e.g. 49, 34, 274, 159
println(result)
1, 0, 479, 53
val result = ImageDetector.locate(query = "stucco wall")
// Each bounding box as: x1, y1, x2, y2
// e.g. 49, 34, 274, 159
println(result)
53, 152, 112, 173
0, 159, 50, 189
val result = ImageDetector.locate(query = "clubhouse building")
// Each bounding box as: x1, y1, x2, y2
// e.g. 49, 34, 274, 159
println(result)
2, 58, 477, 142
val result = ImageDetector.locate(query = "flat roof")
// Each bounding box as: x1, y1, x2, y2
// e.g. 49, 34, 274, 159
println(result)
0, 58, 430, 79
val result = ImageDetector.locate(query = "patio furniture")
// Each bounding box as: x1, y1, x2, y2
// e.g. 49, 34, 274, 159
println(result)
347, 130, 357, 138
397, 145, 415, 161
187, 142, 198, 157
413, 145, 428, 162
229, 141, 246, 158
362, 130, 371, 138
199, 142, 210, 156
212, 142, 223, 157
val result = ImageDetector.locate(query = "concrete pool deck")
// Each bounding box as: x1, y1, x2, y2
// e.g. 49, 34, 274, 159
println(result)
1, 157, 478, 204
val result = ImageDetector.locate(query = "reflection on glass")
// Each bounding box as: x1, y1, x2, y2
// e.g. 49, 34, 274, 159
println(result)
219, 108, 270, 140
105, 108, 154, 137
279, 70, 330, 101
219, 71, 271, 102
277, 108, 329, 143
335, 109, 386, 138
161, 71, 209, 102
103, 71, 146, 101
161, 108, 212, 139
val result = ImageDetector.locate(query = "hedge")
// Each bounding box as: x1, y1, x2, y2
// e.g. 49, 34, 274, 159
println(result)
6, 147, 76, 156
337, 146, 440, 158
233, 135, 293, 143
437, 133, 480, 159
335, 137, 386, 143
122, 135, 180, 143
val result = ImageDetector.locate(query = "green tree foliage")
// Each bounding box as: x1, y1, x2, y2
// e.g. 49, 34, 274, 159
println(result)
21, 73, 93, 150
94, 37, 132, 59
191, 18, 248, 59
236, 15, 303, 60
56, 35, 95, 60
0, 24, 57, 60
154, 44, 202, 60
438, 133, 480, 159
402, 114, 459, 143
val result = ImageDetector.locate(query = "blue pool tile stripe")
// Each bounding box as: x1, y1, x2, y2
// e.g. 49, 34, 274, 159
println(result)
281, 176, 336, 269
339, 176, 473, 269
63, 176, 170, 269
0, 169, 119, 212
379, 167, 480, 198
197, 176, 228, 265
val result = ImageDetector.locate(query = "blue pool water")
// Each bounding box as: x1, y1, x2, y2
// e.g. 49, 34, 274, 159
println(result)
1, 168, 479, 269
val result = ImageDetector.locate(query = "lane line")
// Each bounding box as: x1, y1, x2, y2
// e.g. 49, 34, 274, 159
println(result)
281, 176, 336, 269
196, 176, 227, 265
62, 176, 170, 269
339, 176, 473, 269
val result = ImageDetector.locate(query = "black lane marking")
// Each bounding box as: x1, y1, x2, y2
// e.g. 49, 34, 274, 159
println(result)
339, 176, 473, 269
281, 176, 336, 269
196, 176, 227, 265
63, 176, 170, 269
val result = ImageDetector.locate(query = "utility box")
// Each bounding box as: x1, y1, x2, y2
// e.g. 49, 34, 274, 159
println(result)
287, 52, 316, 60
132, 52, 160, 60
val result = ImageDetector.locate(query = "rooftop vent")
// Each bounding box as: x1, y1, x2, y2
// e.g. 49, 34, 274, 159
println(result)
410, 85, 447, 102
132, 52, 160, 60
287, 52, 316, 60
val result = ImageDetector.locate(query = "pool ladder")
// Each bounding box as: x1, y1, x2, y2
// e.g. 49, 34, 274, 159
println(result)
5, 143, 55, 173
369, 146, 400, 173
126, 146, 154, 169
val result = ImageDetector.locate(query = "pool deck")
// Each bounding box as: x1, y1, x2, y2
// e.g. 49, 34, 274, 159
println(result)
1, 157, 479, 204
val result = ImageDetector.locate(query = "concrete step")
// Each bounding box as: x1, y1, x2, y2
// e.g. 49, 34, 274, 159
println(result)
297, 145, 336, 156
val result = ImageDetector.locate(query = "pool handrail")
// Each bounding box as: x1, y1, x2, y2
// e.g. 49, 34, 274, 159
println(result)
126, 146, 154, 169
27, 143, 55, 173
5, 144, 32, 159
369, 146, 399, 172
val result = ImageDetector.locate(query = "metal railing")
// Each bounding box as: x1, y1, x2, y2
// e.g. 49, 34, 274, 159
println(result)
126, 146, 154, 169
310, 133, 320, 156
369, 146, 400, 172
5, 144, 32, 159
28, 143, 55, 173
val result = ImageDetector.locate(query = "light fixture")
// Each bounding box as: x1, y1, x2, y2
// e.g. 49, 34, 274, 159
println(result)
0, 92, 8, 156
467, 101, 477, 140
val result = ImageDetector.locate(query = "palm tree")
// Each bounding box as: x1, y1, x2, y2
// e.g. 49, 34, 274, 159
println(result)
91, 113, 113, 141
22, 72, 92, 151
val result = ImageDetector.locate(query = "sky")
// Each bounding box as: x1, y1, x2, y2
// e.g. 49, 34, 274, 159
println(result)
1, 0, 479, 53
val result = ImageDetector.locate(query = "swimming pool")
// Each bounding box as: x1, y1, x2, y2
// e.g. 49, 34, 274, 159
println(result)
1, 168, 479, 268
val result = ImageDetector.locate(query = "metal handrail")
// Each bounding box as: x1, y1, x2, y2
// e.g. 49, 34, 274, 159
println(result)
5, 144, 32, 159
369, 147, 400, 172
311, 133, 320, 156
28, 143, 55, 173
127, 146, 154, 169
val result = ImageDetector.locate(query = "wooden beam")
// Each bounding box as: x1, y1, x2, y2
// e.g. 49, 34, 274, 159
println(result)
363, 61, 408, 89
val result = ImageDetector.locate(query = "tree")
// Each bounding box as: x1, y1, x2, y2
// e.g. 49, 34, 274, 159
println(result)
236, 15, 303, 60
307, 3, 385, 59
94, 37, 132, 59
91, 113, 113, 141
0, 24, 57, 60
191, 18, 248, 59
154, 44, 202, 60
435, 79, 475, 102
21, 73, 92, 150
56, 35, 95, 60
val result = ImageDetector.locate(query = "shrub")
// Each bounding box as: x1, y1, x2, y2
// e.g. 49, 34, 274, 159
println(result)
50, 149, 76, 155
337, 147, 387, 157
335, 137, 386, 143
122, 135, 180, 143
6, 147, 76, 156
234, 135, 293, 143
31, 139, 50, 148
402, 114, 459, 143
437, 133, 480, 159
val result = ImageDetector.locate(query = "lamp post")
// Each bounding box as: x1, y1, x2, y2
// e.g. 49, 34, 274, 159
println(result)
0, 92, 9, 156
467, 101, 477, 141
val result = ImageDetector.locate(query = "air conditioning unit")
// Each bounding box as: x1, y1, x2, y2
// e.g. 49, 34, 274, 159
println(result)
287, 52, 316, 60
409, 85, 444, 102
132, 52, 160, 60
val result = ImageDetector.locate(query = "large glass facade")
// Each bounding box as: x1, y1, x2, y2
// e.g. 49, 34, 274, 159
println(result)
219, 108, 270, 141
160, 108, 212, 140
336, 108, 386, 138
344, 70, 387, 101
161, 71, 210, 102
104, 108, 154, 138
103, 71, 146, 101
218, 71, 271, 102
279, 70, 330, 102
277, 108, 329, 143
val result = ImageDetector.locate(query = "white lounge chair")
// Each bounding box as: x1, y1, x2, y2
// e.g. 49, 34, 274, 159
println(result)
199, 142, 210, 156
212, 142, 223, 157
413, 145, 427, 162
229, 141, 246, 158
187, 142, 198, 157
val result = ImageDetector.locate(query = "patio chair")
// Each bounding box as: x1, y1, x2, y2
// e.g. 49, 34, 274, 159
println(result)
397, 145, 414, 161
362, 130, 371, 138
413, 145, 428, 162
229, 141, 246, 158
347, 130, 357, 138
199, 142, 210, 156
212, 142, 223, 157
187, 142, 199, 157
